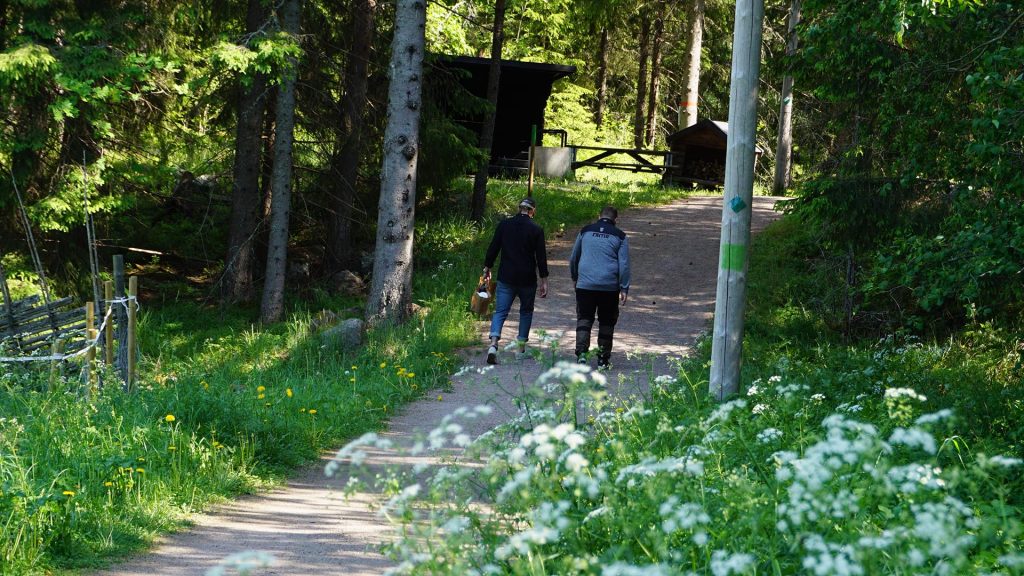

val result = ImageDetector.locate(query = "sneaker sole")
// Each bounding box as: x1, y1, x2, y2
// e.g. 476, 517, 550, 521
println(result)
487, 353, 497, 365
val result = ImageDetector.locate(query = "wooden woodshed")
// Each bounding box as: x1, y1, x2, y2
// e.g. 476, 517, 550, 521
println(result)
661, 120, 763, 188
438, 56, 576, 172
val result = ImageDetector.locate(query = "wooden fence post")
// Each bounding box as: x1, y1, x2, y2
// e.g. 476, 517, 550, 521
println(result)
49, 337, 65, 390
86, 301, 94, 333
127, 276, 137, 389
86, 328, 97, 389
104, 280, 114, 365
0, 260, 16, 339
113, 255, 128, 387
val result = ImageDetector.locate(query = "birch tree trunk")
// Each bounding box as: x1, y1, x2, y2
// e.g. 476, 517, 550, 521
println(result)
365, 0, 426, 326
222, 0, 269, 304
326, 0, 377, 274
645, 0, 666, 147
633, 15, 651, 149
709, 0, 765, 400
595, 26, 609, 128
683, 0, 705, 128
470, 0, 507, 223
773, 0, 800, 195
259, 0, 300, 324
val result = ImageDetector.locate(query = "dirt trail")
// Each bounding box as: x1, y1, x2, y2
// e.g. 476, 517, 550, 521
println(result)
91, 195, 782, 576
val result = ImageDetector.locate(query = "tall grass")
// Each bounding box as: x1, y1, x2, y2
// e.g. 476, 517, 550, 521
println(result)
0, 178, 688, 574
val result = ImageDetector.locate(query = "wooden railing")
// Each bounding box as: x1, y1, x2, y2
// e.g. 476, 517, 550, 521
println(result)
571, 145, 676, 174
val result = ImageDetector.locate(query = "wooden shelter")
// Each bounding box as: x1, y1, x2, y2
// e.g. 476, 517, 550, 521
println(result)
438, 56, 576, 171
662, 120, 763, 188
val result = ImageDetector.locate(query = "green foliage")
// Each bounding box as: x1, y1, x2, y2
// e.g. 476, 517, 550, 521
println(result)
789, 0, 1024, 331
418, 61, 490, 194
0, 43, 56, 84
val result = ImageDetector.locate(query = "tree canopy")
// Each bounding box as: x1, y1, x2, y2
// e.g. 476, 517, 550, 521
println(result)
0, 0, 1019, 330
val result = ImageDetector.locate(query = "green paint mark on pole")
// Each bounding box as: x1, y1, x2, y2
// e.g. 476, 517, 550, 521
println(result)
720, 243, 747, 271
531, 124, 537, 146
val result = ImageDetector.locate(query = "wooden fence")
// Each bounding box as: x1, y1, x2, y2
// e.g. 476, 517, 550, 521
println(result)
0, 276, 139, 388
0, 295, 86, 353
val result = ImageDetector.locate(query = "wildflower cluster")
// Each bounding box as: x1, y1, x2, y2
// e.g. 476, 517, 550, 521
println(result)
338, 360, 1023, 576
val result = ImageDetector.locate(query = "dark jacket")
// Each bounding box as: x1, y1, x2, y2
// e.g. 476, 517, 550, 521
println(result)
569, 217, 630, 292
484, 213, 549, 286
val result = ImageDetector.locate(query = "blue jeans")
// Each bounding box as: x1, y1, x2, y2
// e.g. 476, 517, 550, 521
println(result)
488, 281, 537, 344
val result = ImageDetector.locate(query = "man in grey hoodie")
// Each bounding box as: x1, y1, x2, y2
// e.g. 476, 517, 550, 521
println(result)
569, 206, 630, 369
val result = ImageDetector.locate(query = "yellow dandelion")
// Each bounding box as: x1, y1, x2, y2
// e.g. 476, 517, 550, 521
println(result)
380, 362, 387, 368
265, 402, 271, 407
351, 365, 357, 370
104, 482, 113, 487
63, 490, 75, 497
350, 377, 356, 382
164, 414, 176, 422
257, 385, 266, 393
135, 468, 145, 474
168, 446, 177, 451
257, 393, 265, 399
286, 388, 293, 398
308, 409, 317, 415
437, 395, 443, 401
137, 457, 145, 462
408, 372, 415, 378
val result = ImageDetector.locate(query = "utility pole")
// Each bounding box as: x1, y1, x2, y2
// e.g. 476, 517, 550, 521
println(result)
709, 0, 765, 400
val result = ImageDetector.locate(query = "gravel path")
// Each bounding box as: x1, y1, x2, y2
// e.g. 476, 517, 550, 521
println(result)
91, 195, 782, 576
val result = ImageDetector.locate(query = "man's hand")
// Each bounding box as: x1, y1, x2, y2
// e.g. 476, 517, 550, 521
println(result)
538, 278, 548, 298
619, 291, 628, 305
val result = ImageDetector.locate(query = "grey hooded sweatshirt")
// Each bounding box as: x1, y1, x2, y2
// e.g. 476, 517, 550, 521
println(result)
569, 217, 630, 293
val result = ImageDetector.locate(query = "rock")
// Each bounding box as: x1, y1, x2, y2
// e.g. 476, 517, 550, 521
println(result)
330, 270, 366, 296
321, 318, 364, 349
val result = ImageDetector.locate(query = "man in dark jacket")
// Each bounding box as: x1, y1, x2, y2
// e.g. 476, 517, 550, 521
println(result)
569, 205, 630, 369
482, 197, 549, 364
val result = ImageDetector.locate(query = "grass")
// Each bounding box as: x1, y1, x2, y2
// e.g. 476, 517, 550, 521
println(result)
0, 177, 691, 575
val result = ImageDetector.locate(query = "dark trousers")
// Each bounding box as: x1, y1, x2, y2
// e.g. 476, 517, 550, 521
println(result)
575, 288, 620, 361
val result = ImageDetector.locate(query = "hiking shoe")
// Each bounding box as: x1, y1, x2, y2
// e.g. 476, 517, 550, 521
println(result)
486, 345, 498, 365
577, 354, 588, 366
597, 358, 611, 370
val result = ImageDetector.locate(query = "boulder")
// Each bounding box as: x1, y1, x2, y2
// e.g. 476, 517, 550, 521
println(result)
321, 318, 364, 349
330, 270, 366, 297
